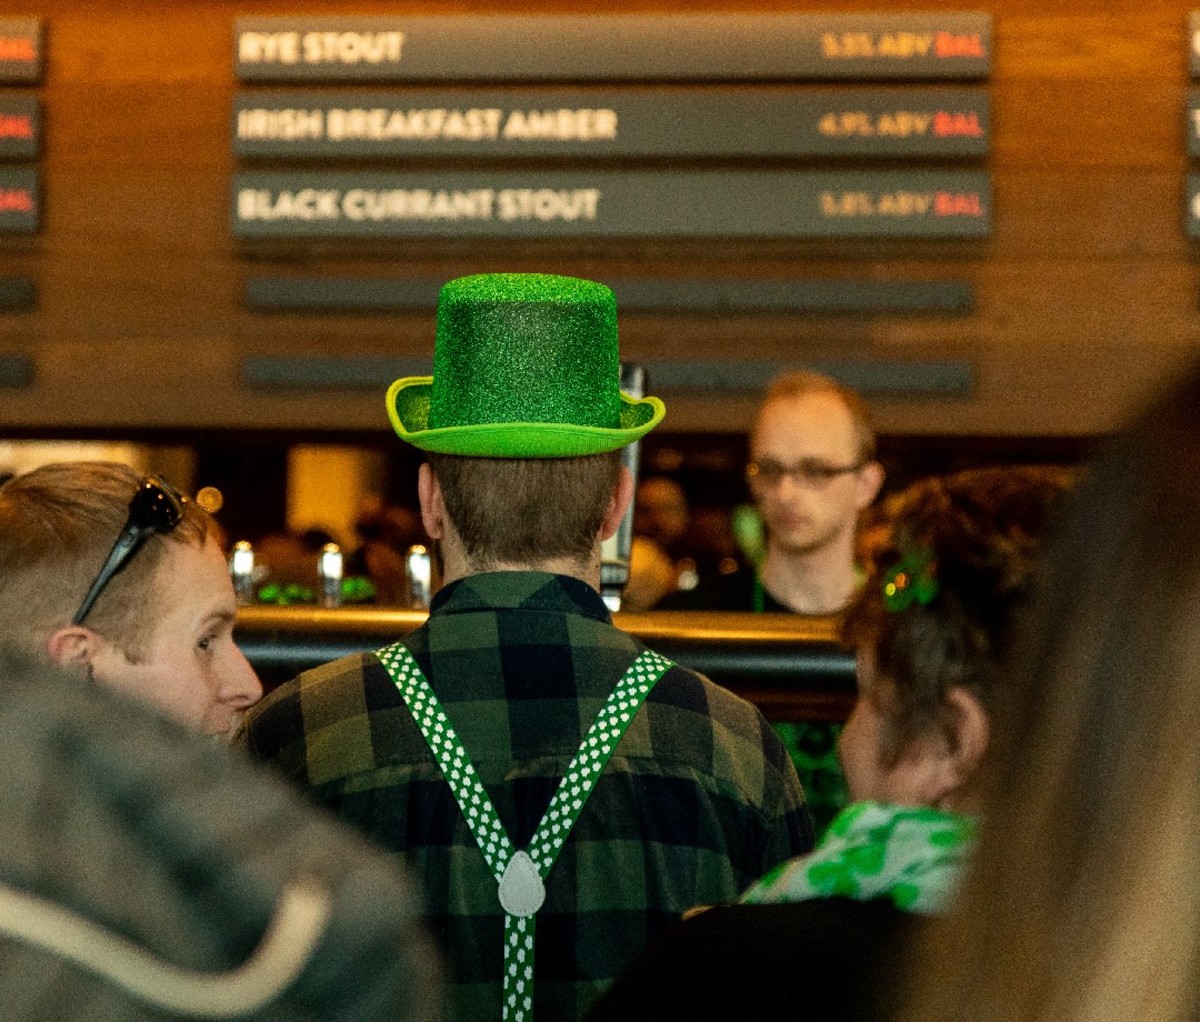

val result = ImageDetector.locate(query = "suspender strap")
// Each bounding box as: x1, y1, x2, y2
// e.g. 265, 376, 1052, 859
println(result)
376, 643, 673, 1022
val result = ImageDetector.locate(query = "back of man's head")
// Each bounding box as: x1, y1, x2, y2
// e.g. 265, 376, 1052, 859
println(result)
0, 462, 214, 662
386, 274, 665, 581
758, 370, 877, 464
426, 451, 621, 573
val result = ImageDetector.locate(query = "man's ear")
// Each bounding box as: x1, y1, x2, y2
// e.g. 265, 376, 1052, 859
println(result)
418, 462, 446, 541
925, 686, 990, 809
45, 625, 96, 673
855, 460, 885, 512
599, 466, 635, 542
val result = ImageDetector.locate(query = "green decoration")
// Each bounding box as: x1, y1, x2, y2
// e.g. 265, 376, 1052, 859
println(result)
377, 641, 674, 1022
255, 582, 316, 606
341, 576, 377, 603
386, 273, 665, 458
256, 577, 375, 606
741, 801, 976, 915
732, 503, 765, 567
882, 547, 940, 611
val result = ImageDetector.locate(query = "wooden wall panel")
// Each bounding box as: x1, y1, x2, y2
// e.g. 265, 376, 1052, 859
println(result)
0, 0, 1198, 438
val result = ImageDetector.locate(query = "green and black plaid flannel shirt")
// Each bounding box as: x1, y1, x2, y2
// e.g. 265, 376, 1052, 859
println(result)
239, 571, 813, 1021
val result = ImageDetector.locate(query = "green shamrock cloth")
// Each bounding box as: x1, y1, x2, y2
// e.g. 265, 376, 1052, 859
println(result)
740, 801, 976, 914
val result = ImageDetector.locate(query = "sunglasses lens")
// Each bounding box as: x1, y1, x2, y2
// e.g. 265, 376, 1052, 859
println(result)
130, 477, 184, 531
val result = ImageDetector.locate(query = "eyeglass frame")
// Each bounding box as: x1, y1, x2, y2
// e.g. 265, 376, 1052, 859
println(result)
745, 457, 869, 491
71, 475, 188, 626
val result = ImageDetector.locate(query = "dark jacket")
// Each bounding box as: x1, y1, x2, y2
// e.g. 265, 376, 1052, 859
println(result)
585, 897, 915, 1022
0, 653, 440, 1021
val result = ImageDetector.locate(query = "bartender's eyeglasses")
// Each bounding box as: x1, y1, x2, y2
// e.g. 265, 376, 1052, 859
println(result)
72, 475, 187, 626
746, 458, 866, 492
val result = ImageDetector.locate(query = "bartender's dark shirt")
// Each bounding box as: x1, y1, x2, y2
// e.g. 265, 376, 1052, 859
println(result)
657, 565, 787, 612
656, 565, 851, 838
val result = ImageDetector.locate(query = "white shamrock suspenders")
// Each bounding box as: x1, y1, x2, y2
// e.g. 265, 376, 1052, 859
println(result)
376, 643, 673, 1022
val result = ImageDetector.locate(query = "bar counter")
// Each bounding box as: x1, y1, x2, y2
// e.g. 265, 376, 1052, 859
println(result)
235, 607, 856, 722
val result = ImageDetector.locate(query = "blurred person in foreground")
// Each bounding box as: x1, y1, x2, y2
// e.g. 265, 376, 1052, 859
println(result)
587, 465, 1071, 1022
662, 370, 883, 615
0, 461, 261, 736
238, 273, 813, 1022
0, 648, 439, 1021
894, 367, 1200, 1022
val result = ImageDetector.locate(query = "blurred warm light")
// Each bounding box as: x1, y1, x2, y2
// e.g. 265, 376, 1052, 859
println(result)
0, 441, 145, 478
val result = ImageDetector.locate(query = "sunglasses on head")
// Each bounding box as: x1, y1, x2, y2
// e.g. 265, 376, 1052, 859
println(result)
72, 475, 188, 627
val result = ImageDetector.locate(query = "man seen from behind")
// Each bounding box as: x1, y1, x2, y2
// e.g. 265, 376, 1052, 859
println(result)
238, 273, 813, 1022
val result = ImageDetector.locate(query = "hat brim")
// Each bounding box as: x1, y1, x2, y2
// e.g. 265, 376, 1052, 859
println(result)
386, 376, 665, 457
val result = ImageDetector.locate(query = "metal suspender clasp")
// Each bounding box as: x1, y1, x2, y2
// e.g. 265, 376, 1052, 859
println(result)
498, 850, 545, 917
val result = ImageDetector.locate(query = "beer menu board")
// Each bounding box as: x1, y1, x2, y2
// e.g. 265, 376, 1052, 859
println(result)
0, 95, 38, 159
244, 276, 974, 314
1188, 175, 1200, 238
1191, 11, 1200, 79
0, 18, 41, 84
234, 88, 989, 160
235, 13, 991, 82
233, 170, 990, 240
242, 353, 975, 397
231, 12, 992, 242
1188, 15, 1200, 237
0, 167, 37, 233
1190, 16, 1200, 237
0, 19, 40, 237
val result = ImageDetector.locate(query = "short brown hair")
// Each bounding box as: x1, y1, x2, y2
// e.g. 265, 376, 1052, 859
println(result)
760, 370, 877, 463
427, 451, 622, 571
0, 462, 215, 660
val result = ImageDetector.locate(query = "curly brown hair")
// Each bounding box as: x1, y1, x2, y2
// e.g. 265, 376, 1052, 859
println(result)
843, 465, 1074, 766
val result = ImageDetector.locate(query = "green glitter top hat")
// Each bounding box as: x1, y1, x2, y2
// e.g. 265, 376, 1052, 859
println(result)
386, 273, 666, 457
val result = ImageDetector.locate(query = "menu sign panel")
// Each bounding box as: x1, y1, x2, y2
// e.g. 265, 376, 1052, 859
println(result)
235, 13, 991, 83
242, 354, 974, 397
245, 275, 973, 314
0, 18, 42, 84
1191, 12, 1200, 77
1187, 174, 1200, 237
1187, 89, 1200, 155
0, 96, 38, 159
0, 167, 37, 233
0, 354, 33, 388
232, 170, 990, 240
0, 276, 35, 310
233, 88, 989, 159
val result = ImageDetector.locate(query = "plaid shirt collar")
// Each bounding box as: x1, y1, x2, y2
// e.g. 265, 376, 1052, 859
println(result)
430, 570, 613, 624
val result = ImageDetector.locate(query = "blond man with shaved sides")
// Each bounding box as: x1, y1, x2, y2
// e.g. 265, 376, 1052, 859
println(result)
658, 372, 884, 835
0, 461, 262, 735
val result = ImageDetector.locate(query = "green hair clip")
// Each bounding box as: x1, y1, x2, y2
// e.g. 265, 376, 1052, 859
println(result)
882, 548, 940, 611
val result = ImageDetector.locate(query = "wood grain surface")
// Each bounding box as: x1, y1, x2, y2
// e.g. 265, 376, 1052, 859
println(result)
0, 0, 1196, 436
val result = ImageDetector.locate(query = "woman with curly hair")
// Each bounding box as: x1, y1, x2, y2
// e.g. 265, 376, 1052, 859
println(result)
586, 465, 1071, 1022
